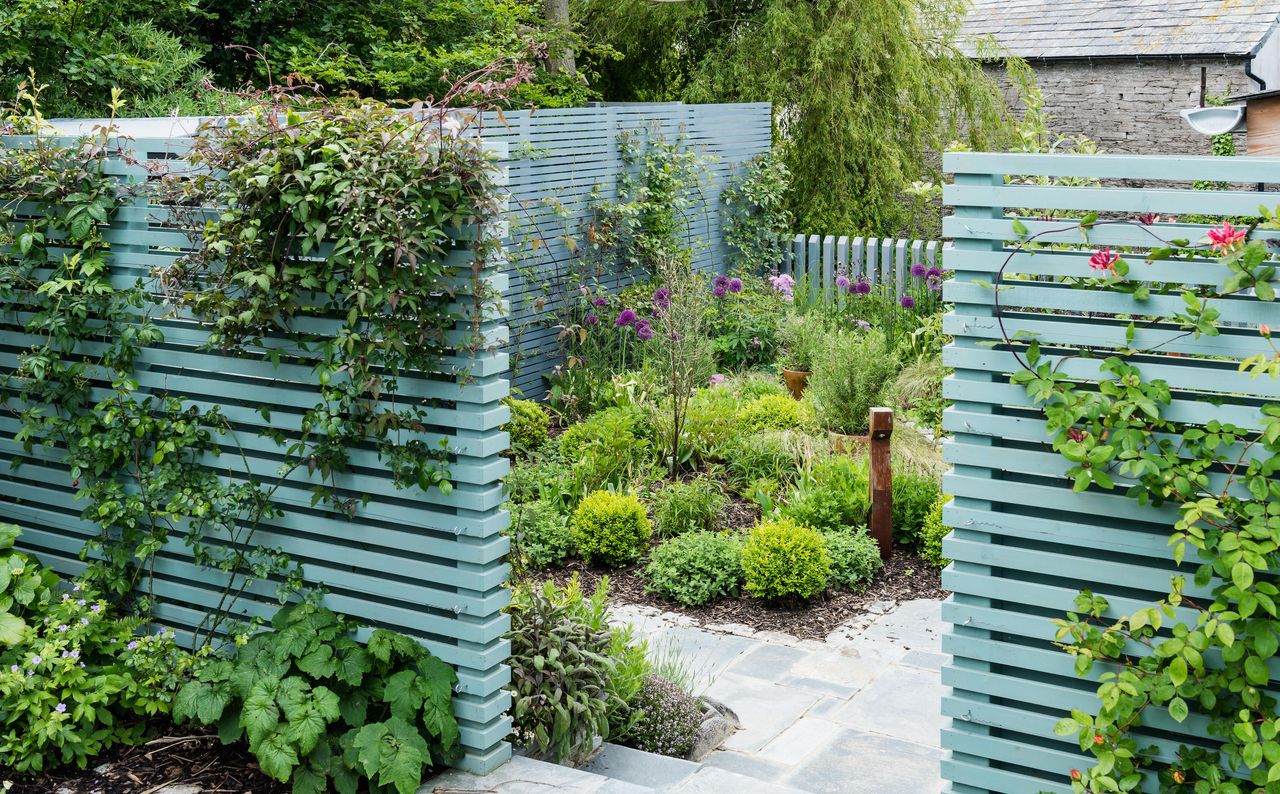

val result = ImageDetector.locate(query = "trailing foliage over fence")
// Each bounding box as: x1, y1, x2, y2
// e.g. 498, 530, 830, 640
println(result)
0, 105, 514, 773
941, 152, 1280, 793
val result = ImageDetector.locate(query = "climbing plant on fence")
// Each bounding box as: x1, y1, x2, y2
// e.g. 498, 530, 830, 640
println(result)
941, 151, 1280, 794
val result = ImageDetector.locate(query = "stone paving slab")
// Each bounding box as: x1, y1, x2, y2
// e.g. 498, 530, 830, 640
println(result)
830, 664, 945, 748
582, 743, 700, 790
781, 729, 943, 794
423, 754, 605, 793
702, 672, 822, 752
673, 766, 808, 793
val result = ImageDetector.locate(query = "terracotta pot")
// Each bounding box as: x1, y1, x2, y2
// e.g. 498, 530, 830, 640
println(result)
828, 430, 869, 455
781, 368, 810, 400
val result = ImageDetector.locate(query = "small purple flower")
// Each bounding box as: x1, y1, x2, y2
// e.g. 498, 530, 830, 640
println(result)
76, 599, 86, 606
80, 618, 89, 625
926, 267, 944, 279
856, 320, 872, 331
127, 641, 139, 651
712, 284, 727, 298
61, 594, 70, 601
31, 656, 41, 665
728, 277, 743, 294
585, 314, 599, 327
615, 309, 637, 327
835, 274, 851, 291
90, 604, 100, 612
909, 263, 927, 278
652, 287, 670, 310
709, 374, 726, 386
72, 585, 80, 593
927, 276, 944, 293
9, 665, 17, 673
55, 703, 66, 713
68, 649, 79, 660
900, 294, 916, 309
853, 279, 872, 295
57, 624, 68, 633
714, 274, 730, 289
592, 297, 607, 307
635, 320, 655, 341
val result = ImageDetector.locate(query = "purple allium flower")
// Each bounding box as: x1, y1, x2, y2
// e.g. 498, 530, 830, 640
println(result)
709, 374, 726, 386
714, 274, 730, 289
835, 274, 851, 291
635, 320, 655, 341
592, 297, 607, 307
652, 287, 670, 310
900, 294, 916, 309
728, 277, 743, 294
127, 641, 138, 651
55, 703, 66, 713
927, 276, 944, 293
712, 284, 727, 298
926, 267, 944, 279
853, 279, 872, 295
585, 314, 599, 327
909, 263, 927, 278
615, 309, 637, 327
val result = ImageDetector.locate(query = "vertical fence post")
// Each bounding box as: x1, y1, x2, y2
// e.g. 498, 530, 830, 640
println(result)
868, 407, 893, 559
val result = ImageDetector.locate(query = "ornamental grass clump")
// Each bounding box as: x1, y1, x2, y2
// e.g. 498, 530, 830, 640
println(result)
571, 491, 653, 568
621, 676, 703, 758
652, 478, 726, 538
741, 518, 831, 603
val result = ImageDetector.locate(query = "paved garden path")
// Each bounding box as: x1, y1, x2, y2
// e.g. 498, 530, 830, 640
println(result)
424, 597, 945, 794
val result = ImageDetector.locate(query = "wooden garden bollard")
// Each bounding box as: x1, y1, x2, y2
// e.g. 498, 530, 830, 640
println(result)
868, 407, 893, 560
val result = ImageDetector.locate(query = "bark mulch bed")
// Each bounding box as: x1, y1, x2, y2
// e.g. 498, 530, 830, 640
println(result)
546, 548, 946, 641
5, 726, 288, 794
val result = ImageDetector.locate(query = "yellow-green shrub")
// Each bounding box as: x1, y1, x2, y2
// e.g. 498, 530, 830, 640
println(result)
571, 491, 653, 567
918, 495, 951, 569
736, 393, 804, 434
502, 398, 550, 454
741, 518, 830, 602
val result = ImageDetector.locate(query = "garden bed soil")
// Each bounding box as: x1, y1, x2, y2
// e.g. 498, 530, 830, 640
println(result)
5, 726, 288, 794
546, 549, 946, 641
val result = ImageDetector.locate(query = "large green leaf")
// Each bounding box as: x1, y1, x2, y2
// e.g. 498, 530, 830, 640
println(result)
0, 612, 25, 646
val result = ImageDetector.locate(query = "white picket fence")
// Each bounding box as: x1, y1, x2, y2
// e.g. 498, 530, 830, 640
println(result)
779, 234, 942, 302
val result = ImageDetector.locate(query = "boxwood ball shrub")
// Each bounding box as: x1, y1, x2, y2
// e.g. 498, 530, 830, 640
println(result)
736, 393, 804, 434
508, 499, 574, 569
652, 478, 726, 538
892, 470, 941, 547
806, 329, 899, 435
571, 491, 653, 567
621, 675, 703, 757
918, 495, 951, 569
741, 518, 831, 603
502, 397, 550, 455
780, 455, 870, 533
822, 529, 883, 591
644, 531, 744, 606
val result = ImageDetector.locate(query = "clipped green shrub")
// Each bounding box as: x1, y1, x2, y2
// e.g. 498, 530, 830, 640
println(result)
644, 531, 743, 606
502, 397, 550, 455
652, 479, 726, 538
506, 578, 621, 764
737, 393, 804, 434
621, 676, 703, 757
741, 518, 831, 603
806, 329, 899, 435
780, 455, 870, 533
571, 491, 653, 567
892, 470, 941, 547
822, 529, 883, 591
919, 495, 952, 569
507, 499, 574, 569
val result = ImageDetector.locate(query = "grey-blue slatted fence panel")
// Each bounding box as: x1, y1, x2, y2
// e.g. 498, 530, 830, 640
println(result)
0, 127, 514, 773
485, 102, 772, 399
778, 233, 941, 302
939, 150, 1280, 793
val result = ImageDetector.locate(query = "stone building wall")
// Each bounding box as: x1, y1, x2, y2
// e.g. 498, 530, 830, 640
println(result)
985, 57, 1253, 155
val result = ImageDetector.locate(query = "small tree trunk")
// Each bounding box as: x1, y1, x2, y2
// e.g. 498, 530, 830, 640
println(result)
543, 0, 576, 75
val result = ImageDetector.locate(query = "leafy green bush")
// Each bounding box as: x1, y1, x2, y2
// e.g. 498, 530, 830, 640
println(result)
918, 495, 952, 569
741, 518, 831, 603
621, 676, 703, 757
721, 430, 824, 490
506, 578, 625, 764
780, 455, 870, 533
507, 500, 574, 569
708, 287, 782, 371
502, 398, 550, 455
822, 530, 882, 591
737, 393, 804, 434
0, 574, 195, 773
0, 523, 60, 646
674, 386, 743, 464
892, 470, 941, 547
175, 603, 459, 794
778, 312, 826, 372
571, 491, 653, 568
725, 371, 789, 401
806, 330, 899, 435
503, 453, 572, 507
644, 532, 743, 606
560, 407, 655, 498
652, 479, 726, 538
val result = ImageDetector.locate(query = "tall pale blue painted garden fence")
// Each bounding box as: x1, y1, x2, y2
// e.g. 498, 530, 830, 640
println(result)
0, 120, 513, 773
941, 151, 1280, 793
779, 233, 941, 303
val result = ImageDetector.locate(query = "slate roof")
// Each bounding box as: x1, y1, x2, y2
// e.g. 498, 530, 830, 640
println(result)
960, 1, 1280, 60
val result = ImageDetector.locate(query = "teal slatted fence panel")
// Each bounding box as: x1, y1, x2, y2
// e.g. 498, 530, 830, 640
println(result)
779, 233, 940, 302
940, 151, 1280, 793
483, 102, 772, 398
0, 125, 514, 774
